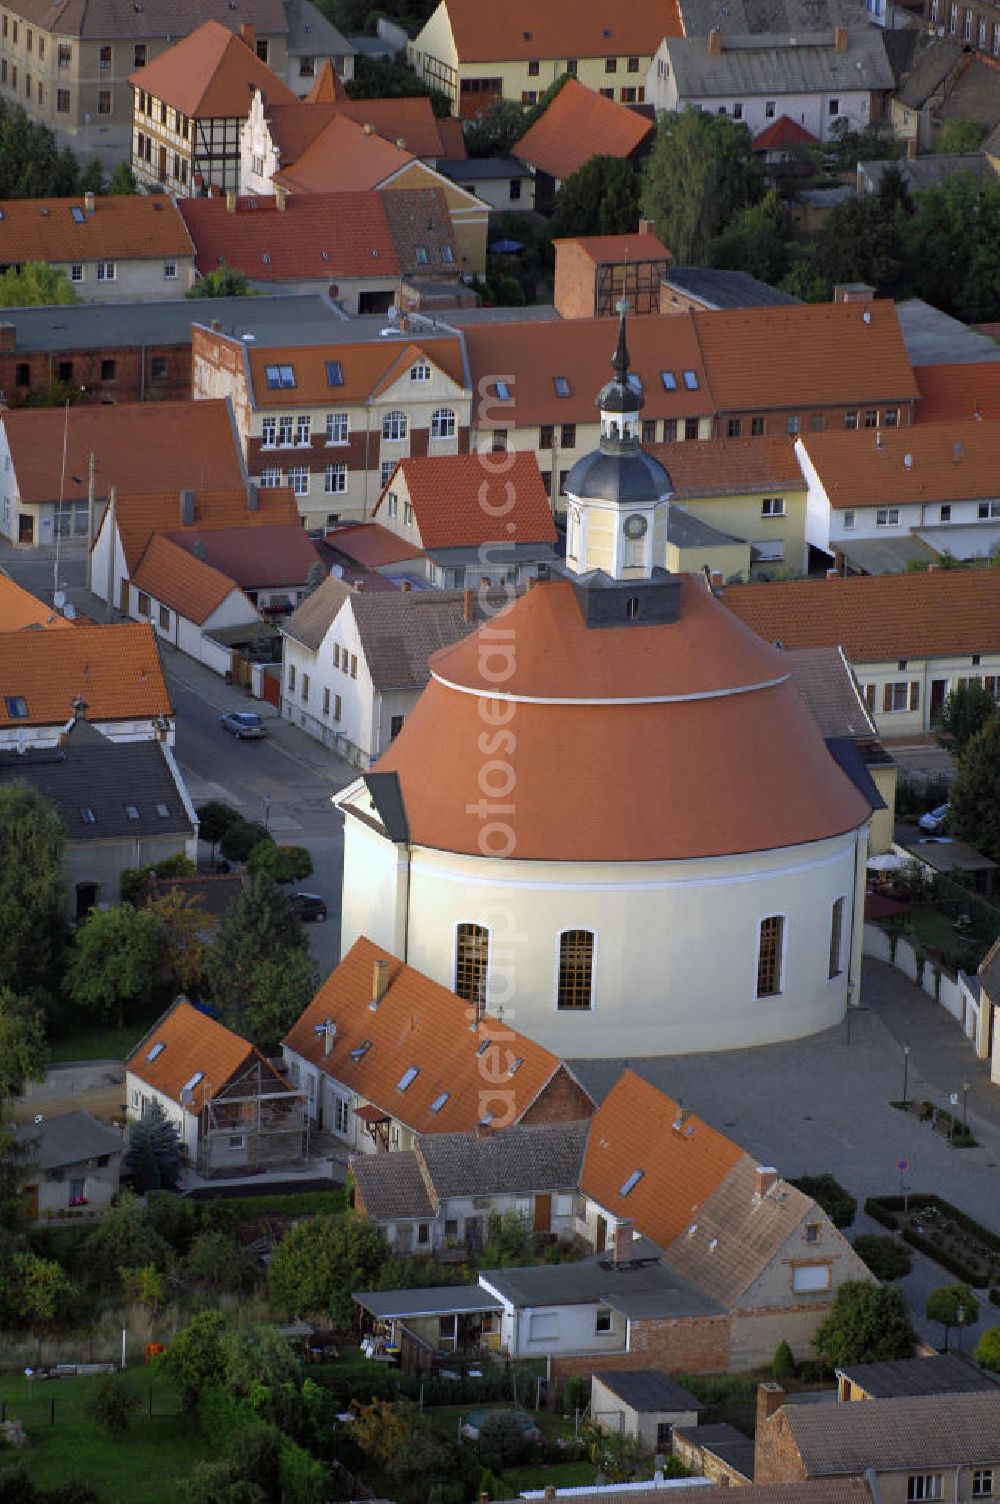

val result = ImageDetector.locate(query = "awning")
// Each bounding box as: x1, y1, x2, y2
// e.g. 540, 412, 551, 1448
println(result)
354, 1103, 390, 1124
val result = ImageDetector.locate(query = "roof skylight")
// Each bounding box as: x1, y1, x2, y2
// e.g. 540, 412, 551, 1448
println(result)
325, 360, 343, 387
397, 1066, 419, 1092
660, 371, 677, 390
683, 370, 699, 390
350, 1041, 372, 1063
430, 1091, 450, 1113
181, 1071, 204, 1093
146, 1041, 165, 1062
553, 376, 571, 397
620, 1169, 644, 1197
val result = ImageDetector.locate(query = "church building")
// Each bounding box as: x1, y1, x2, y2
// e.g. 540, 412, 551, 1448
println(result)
335, 308, 876, 1057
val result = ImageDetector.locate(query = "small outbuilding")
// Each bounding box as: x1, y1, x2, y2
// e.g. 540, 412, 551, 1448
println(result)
591, 1371, 702, 1453
15, 1110, 123, 1223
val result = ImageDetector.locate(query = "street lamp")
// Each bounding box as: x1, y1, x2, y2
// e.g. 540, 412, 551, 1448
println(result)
962, 1081, 970, 1133
902, 1043, 911, 1107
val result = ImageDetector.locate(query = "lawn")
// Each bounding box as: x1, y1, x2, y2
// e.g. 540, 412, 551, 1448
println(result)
0, 1369, 215, 1504
49, 1016, 154, 1064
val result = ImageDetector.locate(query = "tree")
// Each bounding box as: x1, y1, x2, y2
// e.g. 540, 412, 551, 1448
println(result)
196, 800, 242, 862
0, 1251, 75, 1328
147, 887, 211, 995
0, 989, 48, 1256
64, 903, 165, 1028
223, 1324, 300, 1401
125, 1100, 183, 1191
247, 842, 313, 885
108, 161, 138, 194
937, 680, 998, 753
950, 714, 1000, 860
186, 267, 250, 299
120, 852, 197, 905
345, 55, 450, 115
549, 156, 641, 240
161, 1309, 229, 1410
183, 1230, 257, 1294
78, 1192, 171, 1289
813, 1280, 914, 1366
351, 1398, 416, 1465
89, 1374, 141, 1439
772, 1338, 796, 1380
852, 1235, 913, 1281
231, 949, 318, 1054
79, 157, 104, 194
0, 262, 80, 307
119, 1263, 166, 1313
463, 98, 526, 159
220, 818, 273, 865
206, 876, 308, 1019
583, 1422, 643, 1483
641, 109, 764, 264
974, 1326, 1000, 1371
268, 1215, 388, 1323
300, 560, 326, 599
937, 119, 987, 154
0, 781, 67, 998
710, 194, 793, 286
789, 1173, 857, 1229
477, 1410, 530, 1468
925, 1283, 978, 1351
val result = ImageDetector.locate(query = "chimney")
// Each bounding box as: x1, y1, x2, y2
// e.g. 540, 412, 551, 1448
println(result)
906, 136, 918, 161
756, 1381, 785, 1433
463, 586, 474, 622
401, 579, 412, 591
226, 188, 237, 214
71, 694, 88, 721
0, 323, 16, 352
323, 1019, 336, 1057
707, 26, 723, 52
673, 1102, 691, 1131
544, 1489, 557, 1502
240, 21, 256, 48
84, 190, 95, 213
275, 183, 288, 211
371, 957, 389, 1009
754, 1165, 778, 1197
833, 282, 875, 304
826, 567, 839, 579
638, 217, 655, 236
179, 488, 196, 526
363, 122, 374, 135
477, 1120, 492, 1138
210, 319, 222, 332
247, 482, 259, 512
833, 24, 848, 50
394, 136, 406, 148
612, 1219, 634, 1265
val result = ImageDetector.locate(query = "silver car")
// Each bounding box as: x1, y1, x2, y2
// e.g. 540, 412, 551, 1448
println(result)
220, 711, 267, 739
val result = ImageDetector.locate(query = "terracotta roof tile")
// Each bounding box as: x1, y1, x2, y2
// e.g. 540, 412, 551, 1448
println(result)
128, 19, 297, 118
722, 568, 1000, 661
375, 452, 557, 549
514, 80, 655, 180
556, 231, 670, 265
3, 400, 244, 507
337, 97, 456, 159
113, 486, 301, 574
306, 60, 347, 103
169, 523, 320, 591
441, 0, 681, 63
132, 534, 242, 625
274, 115, 415, 193
127, 997, 256, 1114
798, 417, 1000, 508
0, 621, 172, 728
245, 335, 465, 406
0, 194, 193, 264
580, 1071, 744, 1247
651, 434, 805, 496
283, 936, 568, 1136
323, 523, 427, 569
752, 114, 819, 150
0, 574, 73, 631
915, 361, 1000, 423
180, 191, 401, 280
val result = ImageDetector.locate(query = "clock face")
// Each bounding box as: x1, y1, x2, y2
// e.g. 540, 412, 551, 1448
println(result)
624, 513, 648, 541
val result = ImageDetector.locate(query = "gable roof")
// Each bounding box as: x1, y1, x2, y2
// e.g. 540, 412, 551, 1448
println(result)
915, 361, 1000, 423
836, 1354, 1000, 1401
351, 1150, 435, 1221
580, 1070, 744, 1248
513, 80, 655, 181
650, 434, 804, 497
0, 573, 73, 631
0, 621, 172, 728
265, 91, 461, 167
244, 334, 466, 407
274, 114, 416, 194
283, 935, 569, 1137
3, 400, 244, 507
752, 114, 819, 150
321, 523, 427, 571
592, 1370, 702, 1414
436, 0, 681, 63
350, 587, 522, 690
179, 191, 402, 280
112, 486, 301, 575
561, 231, 670, 266
417, 1120, 590, 1198
721, 569, 1000, 661
677, 0, 868, 34
376, 452, 557, 549
661, 28, 893, 98
783, 646, 876, 739
12, 0, 287, 41
778, 1390, 1000, 1474
131, 534, 245, 626
14, 1110, 123, 1172
168, 522, 321, 591
663, 266, 800, 311
797, 418, 1000, 508
127, 997, 257, 1113
128, 19, 298, 117
0, 194, 193, 265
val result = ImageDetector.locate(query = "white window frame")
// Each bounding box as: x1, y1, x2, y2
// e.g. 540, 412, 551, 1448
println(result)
261, 416, 277, 447
286, 465, 309, 496
431, 407, 456, 439
278, 415, 294, 447
163, 260, 177, 279
410, 360, 431, 382
908, 1478, 943, 1504
842, 510, 856, 529
260, 465, 281, 488
326, 411, 348, 445
977, 500, 1000, 518
885, 680, 911, 713
382, 410, 407, 441
761, 496, 785, 517
875, 506, 900, 527
325, 463, 346, 494
380, 460, 394, 486
96, 261, 116, 282
791, 1261, 832, 1293
69, 263, 84, 282
295, 414, 311, 446
754, 912, 787, 1001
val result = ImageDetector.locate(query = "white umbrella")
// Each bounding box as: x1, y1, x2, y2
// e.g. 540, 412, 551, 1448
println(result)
867, 853, 907, 871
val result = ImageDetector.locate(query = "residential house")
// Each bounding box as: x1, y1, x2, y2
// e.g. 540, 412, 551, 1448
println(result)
720, 569, 1000, 737
192, 323, 471, 527
0, 397, 245, 548
350, 1119, 590, 1252
0, 0, 349, 140
129, 21, 299, 196
124, 533, 262, 675
0, 713, 196, 919
980, 940, 1000, 1086
280, 2, 355, 93
436, 156, 533, 213
178, 187, 464, 312
751, 116, 820, 188
921, 0, 1000, 58
15, 1111, 123, 1223
646, 28, 894, 142
280, 577, 516, 764
407, 0, 679, 118
513, 81, 655, 215
0, 620, 174, 747
660, 267, 801, 314
126, 997, 304, 1176
553, 228, 670, 319
794, 418, 1000, 571
915, 362, 1000, 424
836, 1354, 1000, 1403
889, 38, 966, 149
0, 193, 196, 301
672, 1423, 757, 1484
373, 451, 557, 586
754, 1384, 1000, 1492
675, 0, 867, 32
858, 151, 997, 198
590, 1372, 702, 1453
281, 935, 595, 1154
318, 520, 429, 590
665, 508, 751, 580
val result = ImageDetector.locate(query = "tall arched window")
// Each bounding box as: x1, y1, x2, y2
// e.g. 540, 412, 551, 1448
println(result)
382, 410, 407, 441
431, 407, 456, 439
828, 896, 846, 979
455, 923, 489, 1011
756, 915, 784, 998
557, 929, 595, 1010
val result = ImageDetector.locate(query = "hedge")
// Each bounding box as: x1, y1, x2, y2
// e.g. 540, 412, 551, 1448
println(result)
901, 1225, 985, 1286
867, 1195, 1000, 1256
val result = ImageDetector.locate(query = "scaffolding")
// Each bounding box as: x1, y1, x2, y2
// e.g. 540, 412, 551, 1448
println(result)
195, 1058, 305, 1177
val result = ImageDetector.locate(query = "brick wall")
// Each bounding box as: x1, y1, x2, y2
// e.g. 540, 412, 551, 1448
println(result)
520, 1065, 594, 1125
0, 344, 190, 405
672, 1430, 751, 1485
754, 1395, 808, 1484
549, 1313, 732, 1384
553, 240, 599, 320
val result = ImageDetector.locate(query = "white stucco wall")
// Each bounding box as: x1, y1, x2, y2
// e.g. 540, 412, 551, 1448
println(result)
52, 256, 197, 301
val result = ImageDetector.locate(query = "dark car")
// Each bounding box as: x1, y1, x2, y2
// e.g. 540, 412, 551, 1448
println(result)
291, 892, 327, 922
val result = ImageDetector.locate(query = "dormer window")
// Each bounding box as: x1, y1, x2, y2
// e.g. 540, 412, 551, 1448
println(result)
410, 360, 431, 382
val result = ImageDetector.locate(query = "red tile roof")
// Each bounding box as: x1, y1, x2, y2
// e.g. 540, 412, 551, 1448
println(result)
651, 434, 805, 496
283, 936, 571, 1136
797, 417, 1000, 508
514, 79, 655, 180
266, 91, 463, 167
376, 451, 556, 549
915, 361, 1000, 423
338, 97, 462, 159
132, 534, 243, 624
168, 522, 320, 590
4, 400, 244, 507
306, 60, 347, 103
127, 997, 256, 1113
245, 335, 466, 406
0, 575, 73, 631
128, 19, 297, 117
441, 0, 680, 63
0, 194, 193, 264
374, 576, 871, 860
325, 522, 426, 568
722, 569, 1000, 661
556, 230, 670, 265
274, 115, 415, 193
0, 621, 172, 728
752, 115, 818, 151
179, 191, 401, 280
112, 486, 301, 574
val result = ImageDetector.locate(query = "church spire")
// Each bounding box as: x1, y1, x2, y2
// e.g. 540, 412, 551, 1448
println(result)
612, 294, 630, 385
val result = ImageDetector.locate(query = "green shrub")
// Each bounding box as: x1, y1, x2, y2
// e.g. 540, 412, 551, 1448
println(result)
772, 1339, 796, 1381
89, 1374, 142, 1439
864, 1198, 899, 1232
852, 1235, 913, 1281
789, 1173, 857, 1229
901, 1227, 984, 1285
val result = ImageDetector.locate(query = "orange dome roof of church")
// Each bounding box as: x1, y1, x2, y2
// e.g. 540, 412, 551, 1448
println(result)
373, 575, 871, 863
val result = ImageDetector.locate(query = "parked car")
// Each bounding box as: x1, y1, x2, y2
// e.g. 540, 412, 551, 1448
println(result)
220, 711, 267, 739
291, 892, 327, 922
918, 802, 950, 832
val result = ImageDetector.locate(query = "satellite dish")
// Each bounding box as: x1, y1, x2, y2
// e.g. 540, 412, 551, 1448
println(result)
63, 602, 76, 620
54, 590, 66, 609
